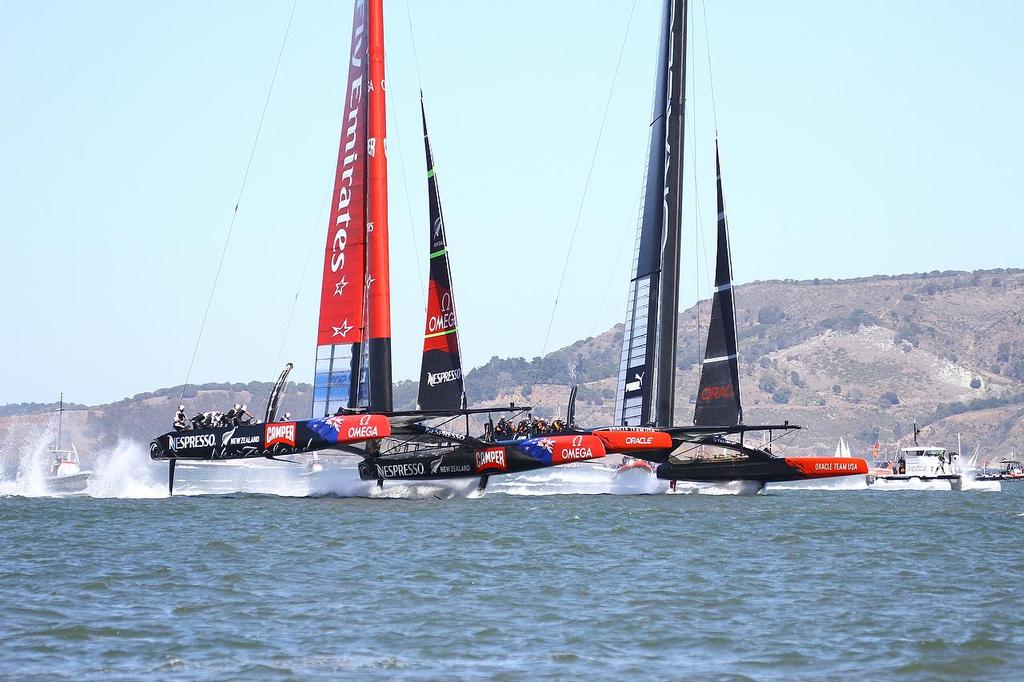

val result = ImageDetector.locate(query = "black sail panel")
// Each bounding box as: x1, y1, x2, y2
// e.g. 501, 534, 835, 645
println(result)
694, 142, 741, 426
416, 99, 465, 411
614, 0, 686, 427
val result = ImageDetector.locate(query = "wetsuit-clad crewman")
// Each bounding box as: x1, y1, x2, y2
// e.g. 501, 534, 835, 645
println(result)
224, 404, 240, 426
173, 405, 189, 431
237, 405, 253, 424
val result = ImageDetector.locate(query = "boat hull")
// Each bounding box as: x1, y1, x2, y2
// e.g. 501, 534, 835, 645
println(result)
150, 415, 391, 461
45, 472, 93, 493
357, 436, 606, 482
656, 456, 867, 484
870, 474, 963, 491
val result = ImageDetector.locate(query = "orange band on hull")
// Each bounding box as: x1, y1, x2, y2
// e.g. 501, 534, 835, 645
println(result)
783, 457, 868, 478
592, 429, 673, 452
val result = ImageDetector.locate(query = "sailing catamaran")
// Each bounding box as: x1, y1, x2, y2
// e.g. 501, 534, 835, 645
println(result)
576, 0, 866, 488
150, 0, 604, 494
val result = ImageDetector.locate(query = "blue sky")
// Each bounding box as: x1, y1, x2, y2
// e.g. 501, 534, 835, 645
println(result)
1, 1, 1021, 406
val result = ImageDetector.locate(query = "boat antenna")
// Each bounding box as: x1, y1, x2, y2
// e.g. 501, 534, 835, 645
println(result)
913, 421, 920, 445
178, 0, 299, 403
55, 392, 63, 451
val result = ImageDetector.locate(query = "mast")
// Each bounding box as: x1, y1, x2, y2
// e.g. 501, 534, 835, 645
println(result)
614, 0, 687, 427
364, 0, 393, 413
312, 0, 393, 417
693, 142, 742, 426
417, 98, 466, 411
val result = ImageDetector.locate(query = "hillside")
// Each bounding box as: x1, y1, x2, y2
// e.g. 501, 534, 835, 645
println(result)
2, 268, 1022, 462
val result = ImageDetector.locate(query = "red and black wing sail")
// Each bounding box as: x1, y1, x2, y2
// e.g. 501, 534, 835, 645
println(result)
312, 0, 392, 417
693, 142, 741, 426
416, 100, 465, 411
313, 0, 369, 418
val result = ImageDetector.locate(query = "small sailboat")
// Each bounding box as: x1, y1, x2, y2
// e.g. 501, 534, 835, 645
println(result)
834, 437, 852, 458
576, 0, 866, 490
44, 394, 92, 493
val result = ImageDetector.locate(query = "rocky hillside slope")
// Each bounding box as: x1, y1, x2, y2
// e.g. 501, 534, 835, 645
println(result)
2, 269, 1022, 462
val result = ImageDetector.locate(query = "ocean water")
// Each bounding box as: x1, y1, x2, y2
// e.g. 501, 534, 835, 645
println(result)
1, 446, 1023, 680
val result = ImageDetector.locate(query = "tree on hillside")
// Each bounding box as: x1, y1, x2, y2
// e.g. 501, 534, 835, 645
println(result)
879, 391, 900, 406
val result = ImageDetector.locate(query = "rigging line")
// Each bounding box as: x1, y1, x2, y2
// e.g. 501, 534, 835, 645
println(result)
687, 1, 712, 364
384, 54, 426, 310
179, 0, 300, 402
272, 179, 333, 377
404, 0, 424, 89
590, 182, 643, 337
539, 0, 639, 358
699, 0, 720, 134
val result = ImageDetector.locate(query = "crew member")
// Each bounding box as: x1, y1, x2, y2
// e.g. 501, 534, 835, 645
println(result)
224, 404, 240, 426
238, 405, 253, 424
495, 418, 513, 439
173, 405, 189, 431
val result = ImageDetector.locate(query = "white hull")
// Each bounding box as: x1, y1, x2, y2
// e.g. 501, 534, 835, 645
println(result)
869, 474, 962, 491
44, 471, 93, 493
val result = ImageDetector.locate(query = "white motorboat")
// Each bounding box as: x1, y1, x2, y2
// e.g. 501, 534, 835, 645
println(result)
44, 394, 93, 493
870, 445, 962, 490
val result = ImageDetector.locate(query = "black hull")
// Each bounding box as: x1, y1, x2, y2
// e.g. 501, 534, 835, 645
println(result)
657, 457, 852, 484
149, 415, 387, 462
358, 437, 606, 482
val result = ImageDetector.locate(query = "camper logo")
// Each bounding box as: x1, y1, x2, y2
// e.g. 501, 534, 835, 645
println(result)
264, 422, 296, 448
475, 447, 507, 474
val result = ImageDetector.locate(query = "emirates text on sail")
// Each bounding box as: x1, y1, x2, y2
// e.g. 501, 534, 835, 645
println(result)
330, 1, 365, 275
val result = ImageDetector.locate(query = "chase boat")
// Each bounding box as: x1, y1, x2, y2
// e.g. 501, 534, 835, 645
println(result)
870, 445, 962, 490
44, 396, 92, 493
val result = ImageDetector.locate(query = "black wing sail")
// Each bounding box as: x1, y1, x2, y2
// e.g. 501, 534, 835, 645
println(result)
693, 142, 741, 426
416, 99, 466, 411
614, 0, 687, 427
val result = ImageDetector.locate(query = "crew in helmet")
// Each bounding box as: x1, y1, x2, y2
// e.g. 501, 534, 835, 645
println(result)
225, 404, 240, 426
237, 405, 253, 425
173, 405, 189, 431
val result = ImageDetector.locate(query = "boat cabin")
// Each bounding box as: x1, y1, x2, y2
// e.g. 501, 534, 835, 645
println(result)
897, 446, 959, 477
49, 445, 82, 478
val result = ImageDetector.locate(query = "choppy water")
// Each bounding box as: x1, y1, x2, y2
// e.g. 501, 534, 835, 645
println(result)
1, 444, 1023, 679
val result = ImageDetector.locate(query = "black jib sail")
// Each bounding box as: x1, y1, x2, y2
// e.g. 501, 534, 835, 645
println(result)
693, 142, 742, 426
614, 0, 687, 427
416, 99, 465, 410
